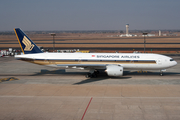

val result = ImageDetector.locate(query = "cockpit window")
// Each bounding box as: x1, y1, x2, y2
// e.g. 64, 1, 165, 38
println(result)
170, 59, 174, 61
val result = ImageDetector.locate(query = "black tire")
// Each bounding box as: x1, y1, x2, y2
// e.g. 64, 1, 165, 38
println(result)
86, 73, 92, 78
85, 74, 89, 78
94, 70, 100, 74
92, 73, 97, 78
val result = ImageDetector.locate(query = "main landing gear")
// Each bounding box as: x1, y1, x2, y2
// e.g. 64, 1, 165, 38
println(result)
86, 70, 99, 78
86, 73, 97, 78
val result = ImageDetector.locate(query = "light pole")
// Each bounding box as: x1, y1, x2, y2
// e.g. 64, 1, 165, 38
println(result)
142, 32, 148, 53
50, 33, 56, 52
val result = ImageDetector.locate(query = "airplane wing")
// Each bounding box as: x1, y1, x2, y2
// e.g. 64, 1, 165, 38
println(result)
56, 64, 107, 70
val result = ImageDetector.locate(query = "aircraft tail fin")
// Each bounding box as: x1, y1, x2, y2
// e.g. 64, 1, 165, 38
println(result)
14, 28, 43, 54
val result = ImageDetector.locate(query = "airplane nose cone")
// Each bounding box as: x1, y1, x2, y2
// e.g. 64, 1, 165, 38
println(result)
174, 61, 177, 66
171, 61, 177, 67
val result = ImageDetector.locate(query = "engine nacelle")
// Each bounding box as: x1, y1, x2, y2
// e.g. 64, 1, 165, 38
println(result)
105, 65, 123, 77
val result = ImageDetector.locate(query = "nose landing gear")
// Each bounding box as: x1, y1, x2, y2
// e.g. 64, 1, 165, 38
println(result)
160, 69, 166, 76
160, 72, 163, 76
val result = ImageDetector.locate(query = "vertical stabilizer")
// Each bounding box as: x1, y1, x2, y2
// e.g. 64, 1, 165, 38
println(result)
14, 28, 43, 54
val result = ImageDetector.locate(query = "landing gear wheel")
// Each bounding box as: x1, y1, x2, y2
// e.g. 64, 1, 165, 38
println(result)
92, 73, 97, 78
86, 73, 92, 78
159, 69, 166, 76
94, 70, 99, 74
160, 73, 163, 76
85, 73, 97, 78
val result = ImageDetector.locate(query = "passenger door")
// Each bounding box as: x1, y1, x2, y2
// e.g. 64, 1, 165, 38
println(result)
157, 59, 162, 65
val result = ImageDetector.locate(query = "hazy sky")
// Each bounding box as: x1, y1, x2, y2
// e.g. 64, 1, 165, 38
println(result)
0, 0, 180, 31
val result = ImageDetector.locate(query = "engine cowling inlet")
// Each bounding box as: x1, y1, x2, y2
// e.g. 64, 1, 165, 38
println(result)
105, 65, 123, 77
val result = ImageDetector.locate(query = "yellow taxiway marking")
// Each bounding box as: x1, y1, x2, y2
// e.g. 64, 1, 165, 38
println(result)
0, 77, 19, 83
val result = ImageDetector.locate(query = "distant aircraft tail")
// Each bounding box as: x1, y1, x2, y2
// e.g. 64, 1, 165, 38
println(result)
14, 28, 43, 54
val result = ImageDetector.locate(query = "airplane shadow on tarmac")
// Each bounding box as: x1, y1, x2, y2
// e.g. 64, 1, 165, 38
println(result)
30, 69, 131, 84
32, 69, 180, 76
32, 69, 87, 76
27, 69, 180, 84
73, 71, 180, 85
73, 76, 132, 85
33, 69, 132, 77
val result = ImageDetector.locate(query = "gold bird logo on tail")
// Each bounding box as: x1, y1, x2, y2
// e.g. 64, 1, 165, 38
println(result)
22, 36, 34, 51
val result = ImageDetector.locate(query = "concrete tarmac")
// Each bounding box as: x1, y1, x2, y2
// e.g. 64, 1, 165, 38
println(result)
0, 56, 180, 120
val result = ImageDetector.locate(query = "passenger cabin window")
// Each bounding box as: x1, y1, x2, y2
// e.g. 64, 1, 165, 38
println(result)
170, 59, 174, 61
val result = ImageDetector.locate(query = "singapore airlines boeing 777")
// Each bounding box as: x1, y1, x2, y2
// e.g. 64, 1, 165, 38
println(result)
14, 28, 177, 78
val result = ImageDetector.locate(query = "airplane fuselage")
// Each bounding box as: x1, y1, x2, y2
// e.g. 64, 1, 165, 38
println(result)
15, 53, 177, 70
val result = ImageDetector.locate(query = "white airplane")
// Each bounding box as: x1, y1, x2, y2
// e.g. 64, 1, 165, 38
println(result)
14, 28, 177, 78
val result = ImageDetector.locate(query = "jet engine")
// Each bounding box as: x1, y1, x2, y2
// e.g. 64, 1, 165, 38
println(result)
105, 65, 123, 77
